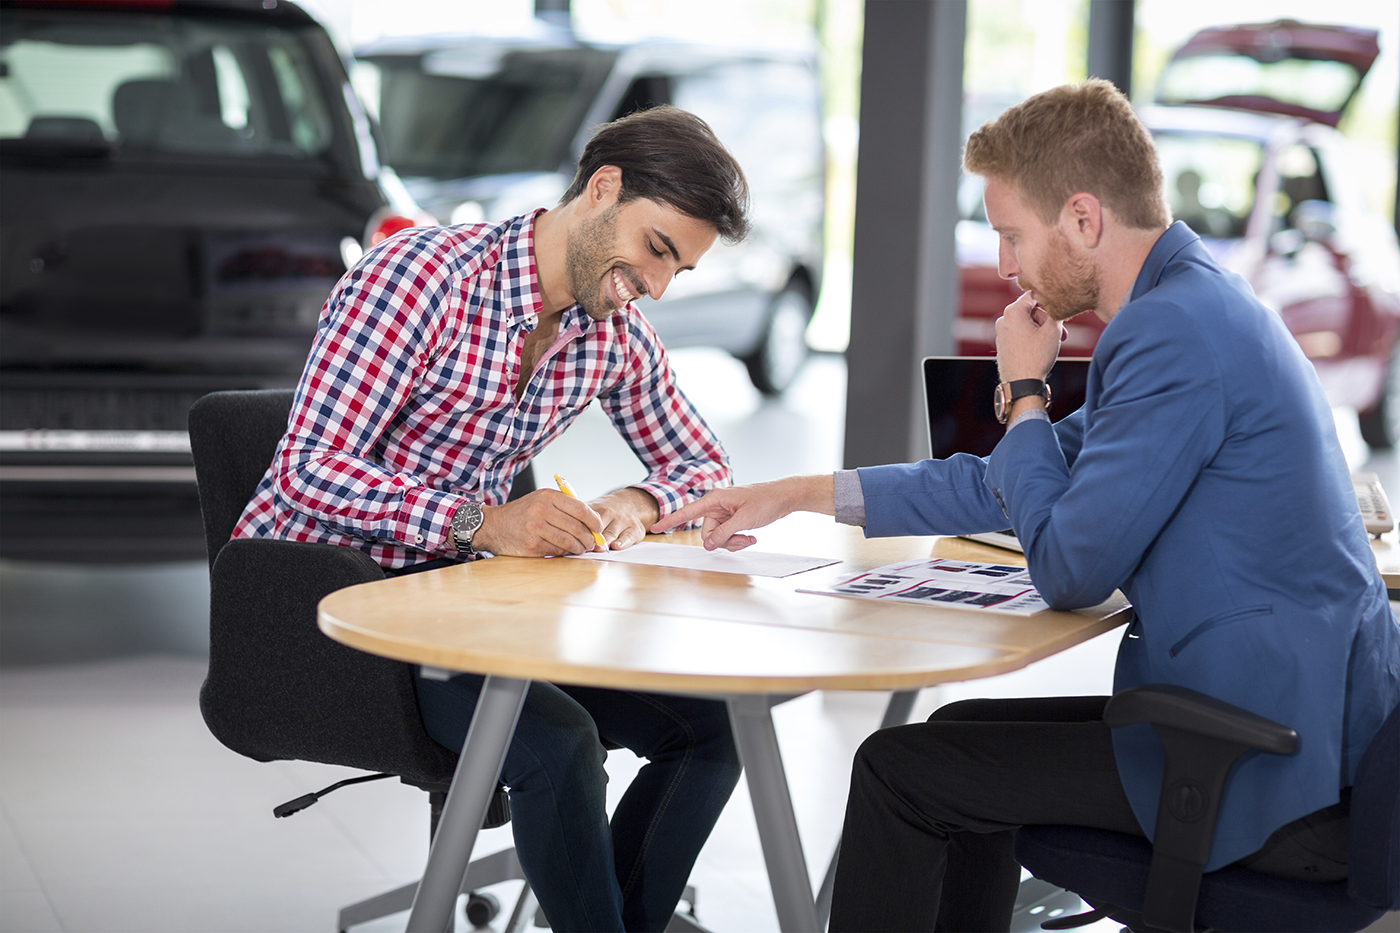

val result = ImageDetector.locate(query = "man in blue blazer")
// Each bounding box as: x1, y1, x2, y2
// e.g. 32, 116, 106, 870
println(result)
655, 79, 1400, 931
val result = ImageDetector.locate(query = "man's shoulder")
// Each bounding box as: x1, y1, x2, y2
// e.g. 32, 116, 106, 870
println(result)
393, 215, 527, 282
1096, 245, 1314, 407
373, 210, 532, 266
1108, 254, 1270, 353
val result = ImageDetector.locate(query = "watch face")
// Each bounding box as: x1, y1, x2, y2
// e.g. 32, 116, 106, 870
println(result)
993, 383, 1009, 424
452, 503, 483, 551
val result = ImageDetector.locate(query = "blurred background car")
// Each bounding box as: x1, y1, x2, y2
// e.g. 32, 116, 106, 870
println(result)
955, 19, 1400, 448
352, 24, 825, 396
0, 0, 429, 563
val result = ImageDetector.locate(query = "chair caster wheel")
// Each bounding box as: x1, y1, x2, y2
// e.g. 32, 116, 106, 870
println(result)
464, 891, 500, 928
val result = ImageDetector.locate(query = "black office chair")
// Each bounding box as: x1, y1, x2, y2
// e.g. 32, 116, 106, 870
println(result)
189, 389, 529, 931
1015, 684, 1400, 933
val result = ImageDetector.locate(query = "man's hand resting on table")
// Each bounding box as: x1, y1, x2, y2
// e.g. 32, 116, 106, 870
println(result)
650, 475, 834, 551
590, 486, 660, 550
474, 489, 605, 556
473, 487, 660, 556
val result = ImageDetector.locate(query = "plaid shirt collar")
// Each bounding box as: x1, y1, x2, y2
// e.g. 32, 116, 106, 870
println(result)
509, 208, 602, 339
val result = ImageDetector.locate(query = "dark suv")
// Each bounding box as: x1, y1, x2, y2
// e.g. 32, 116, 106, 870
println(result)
0, 0, 425, 562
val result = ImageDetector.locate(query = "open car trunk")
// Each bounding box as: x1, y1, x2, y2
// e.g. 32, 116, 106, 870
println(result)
1155, 19, 1379, 128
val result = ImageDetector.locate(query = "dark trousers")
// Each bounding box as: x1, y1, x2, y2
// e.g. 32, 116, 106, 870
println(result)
829, 695, 1350, 933
414, 674, 741, 933
830, 696, 1139, 932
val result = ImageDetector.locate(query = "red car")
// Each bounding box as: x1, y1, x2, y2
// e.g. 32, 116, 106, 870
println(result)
956, 20, 1400, 447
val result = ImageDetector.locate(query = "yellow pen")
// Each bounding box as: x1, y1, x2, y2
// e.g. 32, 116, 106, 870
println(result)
554, 473, 608, 548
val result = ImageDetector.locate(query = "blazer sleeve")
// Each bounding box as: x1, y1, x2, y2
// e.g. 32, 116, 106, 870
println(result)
984, 307, 1226, 609
855, 407, 1091, 537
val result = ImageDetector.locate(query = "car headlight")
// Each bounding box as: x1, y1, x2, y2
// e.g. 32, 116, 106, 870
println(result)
450, 201, 487, 225
340, 236, 364, 269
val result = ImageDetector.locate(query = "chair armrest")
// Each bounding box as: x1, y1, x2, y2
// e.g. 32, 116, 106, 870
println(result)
1104, 684, 1298, 933
1105, 684, 1297, 755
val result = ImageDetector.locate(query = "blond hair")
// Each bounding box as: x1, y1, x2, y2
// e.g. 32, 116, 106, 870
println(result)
963, 79, 1169, 230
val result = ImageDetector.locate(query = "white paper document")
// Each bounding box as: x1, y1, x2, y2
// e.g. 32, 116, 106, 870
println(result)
798, 558, 1050, 616
567, 541, 839, 578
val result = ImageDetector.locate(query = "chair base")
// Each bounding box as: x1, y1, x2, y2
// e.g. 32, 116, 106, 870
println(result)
338, 847, 526, 931
337, 850, 706, 932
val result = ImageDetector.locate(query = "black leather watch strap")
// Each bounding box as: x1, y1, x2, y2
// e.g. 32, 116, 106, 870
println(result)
1007, 378, 1049, 401
994, 378, 1052, 424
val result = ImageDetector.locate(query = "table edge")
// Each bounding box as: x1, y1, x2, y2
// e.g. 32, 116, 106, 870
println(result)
318, 602, 1133, 694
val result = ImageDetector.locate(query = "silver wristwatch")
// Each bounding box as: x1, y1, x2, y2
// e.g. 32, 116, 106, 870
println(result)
450, 502, 484, 559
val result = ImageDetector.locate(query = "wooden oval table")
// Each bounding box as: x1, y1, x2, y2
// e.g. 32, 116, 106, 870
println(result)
319, 516, 1131, 932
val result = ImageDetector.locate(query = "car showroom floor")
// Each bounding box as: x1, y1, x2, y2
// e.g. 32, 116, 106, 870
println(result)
2, 349, 1397, 933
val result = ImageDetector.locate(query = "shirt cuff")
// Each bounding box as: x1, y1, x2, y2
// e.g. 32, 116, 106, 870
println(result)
1007, 408, 1051, 432
833, 470, 866, 527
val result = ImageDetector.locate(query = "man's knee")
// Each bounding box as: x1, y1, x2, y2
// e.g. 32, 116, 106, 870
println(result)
926, 697, 1008, 723
634, 695, 741, 772
852, 724, 915, 787
507, 694, 608, 787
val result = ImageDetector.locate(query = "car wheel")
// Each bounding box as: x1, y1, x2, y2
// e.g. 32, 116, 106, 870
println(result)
1359, 343, 1400, 449
742, 285, 813, 396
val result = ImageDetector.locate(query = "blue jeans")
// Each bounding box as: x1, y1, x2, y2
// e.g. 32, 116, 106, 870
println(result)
415, 672, 741, 932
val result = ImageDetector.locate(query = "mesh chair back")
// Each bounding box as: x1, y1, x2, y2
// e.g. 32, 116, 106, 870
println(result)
188, 389, 457, 784
189, 389, 296, 569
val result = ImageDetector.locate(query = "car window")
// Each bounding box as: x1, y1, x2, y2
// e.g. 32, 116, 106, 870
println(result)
610, 74, 672, 121
0, 6, 334, 159
1154, 132, 1263, 240
359, 48, 614, 180
1272, 143, 1330, 230
672, 61, 822, 197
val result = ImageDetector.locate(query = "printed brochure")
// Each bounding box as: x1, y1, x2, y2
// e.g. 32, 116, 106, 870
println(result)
798, 558, 1048, 616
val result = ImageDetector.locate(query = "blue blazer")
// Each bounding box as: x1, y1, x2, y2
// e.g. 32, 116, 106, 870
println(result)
857, 222, 1400, 869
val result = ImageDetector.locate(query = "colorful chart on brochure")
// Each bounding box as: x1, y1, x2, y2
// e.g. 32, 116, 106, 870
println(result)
798, 558, 1049, 616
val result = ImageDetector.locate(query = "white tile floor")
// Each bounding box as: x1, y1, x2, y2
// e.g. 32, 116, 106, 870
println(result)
2, 348, 1397, 933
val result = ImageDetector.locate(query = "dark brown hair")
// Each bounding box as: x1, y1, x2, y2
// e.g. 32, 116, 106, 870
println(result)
562, 105, 751, 243
964, 79, 1169, 230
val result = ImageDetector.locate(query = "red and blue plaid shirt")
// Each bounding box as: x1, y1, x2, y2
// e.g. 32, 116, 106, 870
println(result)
233, 210, 731, 569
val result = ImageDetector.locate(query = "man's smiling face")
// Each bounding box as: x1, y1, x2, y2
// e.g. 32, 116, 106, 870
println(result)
564, 196, 718, 322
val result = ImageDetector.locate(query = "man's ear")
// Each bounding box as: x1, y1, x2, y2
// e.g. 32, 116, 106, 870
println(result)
584, 165, 623, 212
1063, 192, 1103, 249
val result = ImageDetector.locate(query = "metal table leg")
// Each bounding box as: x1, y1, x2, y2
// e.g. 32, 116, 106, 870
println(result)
406, 675, 529, 933
727, 694, 821, 933
814, 689, 921, 928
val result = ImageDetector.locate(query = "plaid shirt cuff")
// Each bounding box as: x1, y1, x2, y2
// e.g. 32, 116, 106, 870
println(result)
402, 486, 469, 556
635, 479, 689, 521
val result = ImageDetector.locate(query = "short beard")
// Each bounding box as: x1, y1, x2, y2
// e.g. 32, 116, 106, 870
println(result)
565, 203, 628, 322
1020, 228, 1099, 322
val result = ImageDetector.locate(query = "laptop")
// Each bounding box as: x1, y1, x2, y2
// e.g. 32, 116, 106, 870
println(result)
921, 356, 1091, 552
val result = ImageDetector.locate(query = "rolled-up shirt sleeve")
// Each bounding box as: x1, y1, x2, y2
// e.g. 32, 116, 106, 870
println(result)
599, 314, 731, 520
834, 469, 866, 526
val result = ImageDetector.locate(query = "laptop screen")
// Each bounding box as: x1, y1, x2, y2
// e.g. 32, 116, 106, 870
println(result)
922, 357, 1091, 460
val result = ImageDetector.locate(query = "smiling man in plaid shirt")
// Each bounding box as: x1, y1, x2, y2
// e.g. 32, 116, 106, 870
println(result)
233, 106, 749, 932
